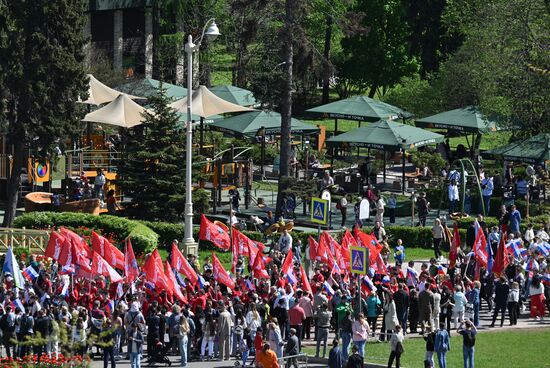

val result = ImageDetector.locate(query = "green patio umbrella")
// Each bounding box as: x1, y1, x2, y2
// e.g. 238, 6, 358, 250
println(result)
415, 106, 500, 133
209, 85, 258, 107
115, 78, 187, 100
326, 120, 444, 192
483, 133, 550, 164
305, 95, 412, 133
210, 110, 319, 137
211, 110, 319, 176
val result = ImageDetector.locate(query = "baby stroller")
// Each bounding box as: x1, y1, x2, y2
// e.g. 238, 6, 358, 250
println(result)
146, 339, 172, 366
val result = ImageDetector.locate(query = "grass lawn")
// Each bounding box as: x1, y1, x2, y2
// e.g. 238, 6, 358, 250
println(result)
304, 329, 550, 368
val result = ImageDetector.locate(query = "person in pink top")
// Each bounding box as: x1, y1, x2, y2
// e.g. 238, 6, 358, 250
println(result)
297, 290, 314, 340
288, 300, 306, 349
352, 313, 370, 357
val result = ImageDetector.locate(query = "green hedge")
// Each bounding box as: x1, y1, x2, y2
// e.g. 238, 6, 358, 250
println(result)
13, 212, 158, 254
454, 215, 549, 232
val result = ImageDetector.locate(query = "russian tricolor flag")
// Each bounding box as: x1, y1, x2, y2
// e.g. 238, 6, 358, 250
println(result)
437, 265, 445, 275
507, 239, 526, 259
106, 300, 115, 315
244, 279, 255, 291
382, 275, 391, 285
536, 243, 549, 257
362, 275, 377, 293
323, 281, 335, 296
286, 268, 298, 285
22, 266, 38, 282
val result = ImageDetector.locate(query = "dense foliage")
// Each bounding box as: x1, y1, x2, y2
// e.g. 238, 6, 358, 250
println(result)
0, 0, 88, 227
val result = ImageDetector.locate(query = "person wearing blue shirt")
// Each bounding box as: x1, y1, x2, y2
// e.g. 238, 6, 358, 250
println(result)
509, 204, 522, 235
394, 239, 405, 266
434, 323, 450, 368
466, 282, 481, 327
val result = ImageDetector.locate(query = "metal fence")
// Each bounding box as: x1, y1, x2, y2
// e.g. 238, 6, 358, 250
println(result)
0, 227, 49, 253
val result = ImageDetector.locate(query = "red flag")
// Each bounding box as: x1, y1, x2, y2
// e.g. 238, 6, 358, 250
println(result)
212, 253, 235, 289
247, 240, 265, 268
45, 231, 66, 260
91, 231, 124, 270
281, 249, 298, 284
315, 237, 331, 264
143, 251, 167, 290
232, 229, 255, 257
308, 236, 319, 261
60, 227, 91, 257
341, 229, 357, 249
165, 261, 185, 302
92, 252, 122, 283
171, 243, 199, 286
300, 264, 312, 294
199, 215, 230, 250
492, 232, 509, 276
372, 253, 388, 275
124, 238, 140, 284
71, 241, 92, 276
320, 231, 341, 258
252, 252, 270, 279
449, 223, 461, 269
473, 221, 488, 267
354, 228, 382, 263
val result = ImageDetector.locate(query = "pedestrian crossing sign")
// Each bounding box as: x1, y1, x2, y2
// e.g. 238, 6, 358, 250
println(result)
311, 197, 328, 225
350, 246, 368, 274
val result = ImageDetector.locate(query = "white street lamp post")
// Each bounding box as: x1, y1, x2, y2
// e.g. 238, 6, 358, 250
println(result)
183, 19, 220, 246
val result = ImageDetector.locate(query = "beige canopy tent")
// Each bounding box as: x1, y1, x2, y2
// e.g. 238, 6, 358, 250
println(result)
169, 85, 254, 117
78, 74, 143, 106
82, 94, 150, 128
170, 85, 254, 153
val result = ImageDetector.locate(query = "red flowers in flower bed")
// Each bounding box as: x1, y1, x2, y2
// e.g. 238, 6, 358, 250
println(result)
0, 354, 90, 367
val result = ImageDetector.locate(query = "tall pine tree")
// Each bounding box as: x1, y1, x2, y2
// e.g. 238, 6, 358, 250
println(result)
120, 86, 186, 221
0, 0, 88, 227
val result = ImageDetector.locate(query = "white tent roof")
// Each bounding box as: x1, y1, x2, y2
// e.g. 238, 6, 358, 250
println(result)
78, 74, 143, 106
169, 85, 254, 118
82, 94, 150, 128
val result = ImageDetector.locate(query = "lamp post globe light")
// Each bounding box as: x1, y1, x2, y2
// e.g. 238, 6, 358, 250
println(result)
183, 19, 220, 247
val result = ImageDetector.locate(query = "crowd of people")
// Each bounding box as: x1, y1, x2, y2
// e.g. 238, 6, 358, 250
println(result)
0, 207, 547, 368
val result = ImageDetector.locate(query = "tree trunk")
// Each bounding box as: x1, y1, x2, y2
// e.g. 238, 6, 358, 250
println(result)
368, 84, 378, 98
3, 141, 25, 228
322, 15, 333, 105
235, 13, 248, 88
275, 0, 294, 218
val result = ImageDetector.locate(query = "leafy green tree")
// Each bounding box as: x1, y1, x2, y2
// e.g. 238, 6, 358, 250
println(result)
119, 87, 186, 221
0, 0, 88, 227
402, 0, 462, 77
436, 0, 550, 136
338, 0, 418, 97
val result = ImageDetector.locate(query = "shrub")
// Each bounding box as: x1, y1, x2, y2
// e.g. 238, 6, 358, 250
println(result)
13, 212, 158, 254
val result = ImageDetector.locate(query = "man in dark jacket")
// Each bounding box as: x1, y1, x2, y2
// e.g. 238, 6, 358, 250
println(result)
33, 309, 52, 359
346, 345, 364, 368
284, 328, 300, 368
393, 283, 409, 334
490, 276, 510, 327
328, 339, 343, 368
146, 307, 160, 358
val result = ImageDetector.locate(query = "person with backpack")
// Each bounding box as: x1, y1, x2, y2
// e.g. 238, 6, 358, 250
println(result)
177, 313, 190, 367
0, 305, 16, 358
434, 323, 450, 368
126, 324, 144, 368
458, 319, 477, 368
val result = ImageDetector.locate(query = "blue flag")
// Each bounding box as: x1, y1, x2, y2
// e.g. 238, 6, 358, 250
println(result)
3, 246, 25, 289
